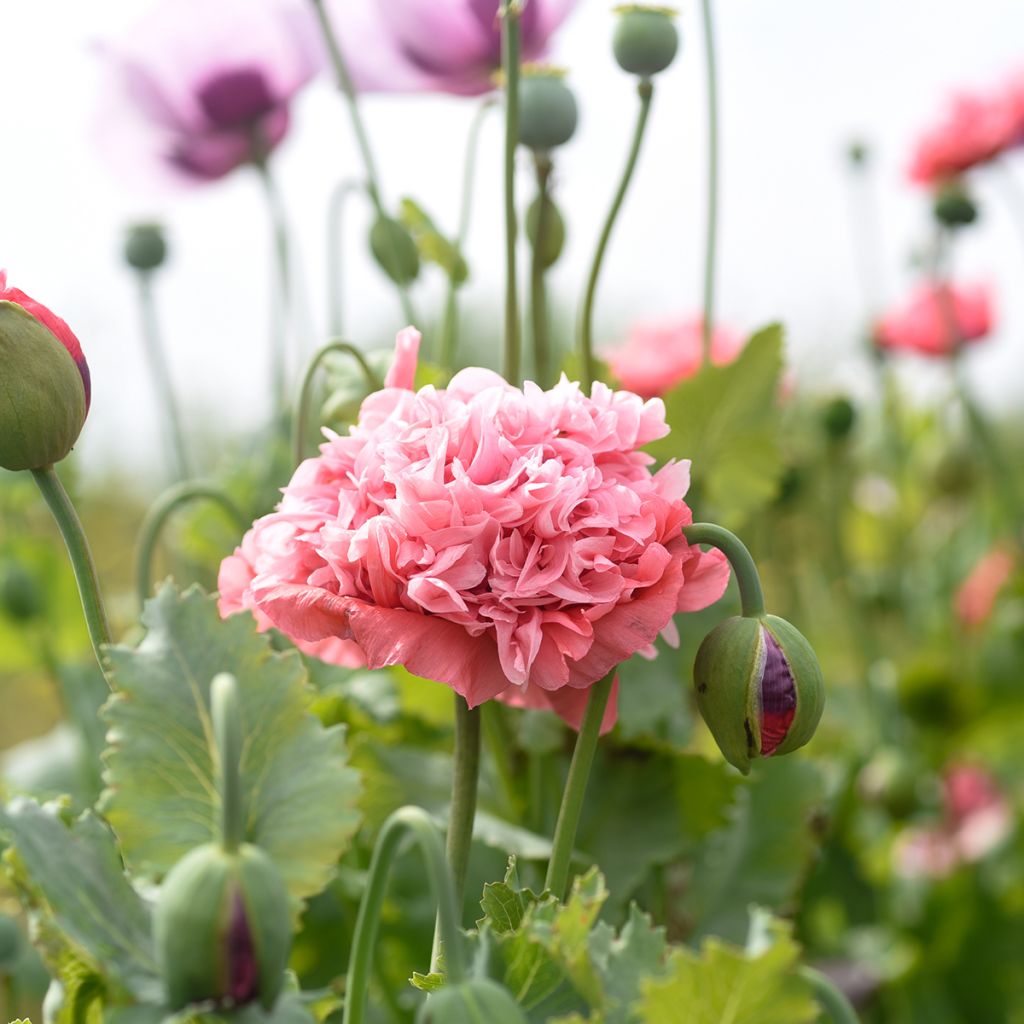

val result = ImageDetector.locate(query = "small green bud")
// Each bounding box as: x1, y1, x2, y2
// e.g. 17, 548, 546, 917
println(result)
518, 69, 578, 151
694, 615, 825, 774
525, 194, 566, 268
613, 5, 680, 78
123, 223, 168, 272
0, 557, 45, 622
933, 181, 978, 228
821, 396, 856, 441
417, 978, 528, 1024
847, 140, 869, 167
154, 843, 291, 1011
370, 216, 421, 286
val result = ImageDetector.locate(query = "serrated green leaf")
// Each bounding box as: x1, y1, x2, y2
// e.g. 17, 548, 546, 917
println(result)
588, 905, 669, 1024
410, 971, 444, 993
100, 585, 362, 911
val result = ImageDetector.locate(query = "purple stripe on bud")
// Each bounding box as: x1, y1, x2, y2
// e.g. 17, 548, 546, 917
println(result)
759, 628, 797, 755
226, 888, 259, 1004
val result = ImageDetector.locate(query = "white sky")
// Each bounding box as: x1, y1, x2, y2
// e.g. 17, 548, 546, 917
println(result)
3, 0, 1024, 479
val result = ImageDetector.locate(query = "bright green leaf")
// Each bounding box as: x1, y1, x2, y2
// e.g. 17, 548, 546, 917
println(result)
588, 905, 669, 1024
399, 198, 468, 284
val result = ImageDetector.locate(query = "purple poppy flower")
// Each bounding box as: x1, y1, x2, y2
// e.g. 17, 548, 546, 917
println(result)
95, 0, 322, 184
330, 0, 579, 97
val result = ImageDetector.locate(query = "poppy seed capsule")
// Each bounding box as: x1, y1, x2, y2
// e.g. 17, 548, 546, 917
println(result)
416, 978, 529, 1024
124, 223, 168, 272
694, 615, 825, 774
612, 6, 680, 78
518, 70, 578, 151
154, 842, 291, 1011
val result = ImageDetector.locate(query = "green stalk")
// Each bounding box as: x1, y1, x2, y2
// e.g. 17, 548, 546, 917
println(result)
31, 466, 112, 681
327, 178, 366, 338
501, 3, 523, 385
446, 696, 482, 907
211, 673, 245, 852
699, 0, 720, 363
293, 340, 384, 466
798, 967, 861, 1024
343, 806, 465, 1024
530, 152, 554, 387
544, 671, 614, 900
135, 482, 249, 610
682, 522, 766, 618
578, 80, 654, 390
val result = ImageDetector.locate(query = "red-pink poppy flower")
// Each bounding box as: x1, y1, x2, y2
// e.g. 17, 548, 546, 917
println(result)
329, 0, 579, 96
873, 283, 993, 357
955, 546, 1015, 629
95, 0, 321, 183
606, 316, 744, 399
218, 328, 730, 731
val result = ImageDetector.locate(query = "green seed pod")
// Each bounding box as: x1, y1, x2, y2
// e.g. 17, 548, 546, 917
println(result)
0, 557, 45, 622
525, 194, 566, 268
124, 223, 168, 272
154, 842, 291, 1011
370, 216, 421, 286
933, 181, 978, 228
694, 615, 825, 774
821, 396, 856, 441
518, 70, 578, 151
612, 5, 680, 78
416, 978, 528, 1024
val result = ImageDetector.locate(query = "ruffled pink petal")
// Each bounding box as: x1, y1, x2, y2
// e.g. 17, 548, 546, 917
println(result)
676, 544, 731, 612
385, 326, 421, 390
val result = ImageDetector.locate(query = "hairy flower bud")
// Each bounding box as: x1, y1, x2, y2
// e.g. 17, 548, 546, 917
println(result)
518, 68, 578, 151
154, 843, 291, 1011
370, 216, 421, 286
694, 615, 825, 774
124, 223, 169, 272
0, 273, 90, 472
417, 978, 528, 1024
933, 181, 978, 228
526, 194, 566, 268
612, 5, 680, 78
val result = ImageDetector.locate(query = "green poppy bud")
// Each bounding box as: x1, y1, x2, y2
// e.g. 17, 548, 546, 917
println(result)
518, 68, 578, 151
613, 5, 680, 78
821, 396, 856, 441
0, 557, 45, 622
416, 978, 528, 1024
124, 223, 168, 273
154, 842, 291, 1011
525, 194, 566, 268
933, 181, 978, 228
694, 615, 825, 774
370, 216, 421, 286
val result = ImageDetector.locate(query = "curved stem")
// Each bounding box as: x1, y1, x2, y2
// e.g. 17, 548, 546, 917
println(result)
501, 3, 523, 385
799, 967, 860, 1024
211, 673, 245, 852
683, 522, 766, 618
292, 341, 384, 466
343, 806, 465, 1024
446, 696, 482, 908
136, 482, 248, 610
135, 274, 190, 481
699, 0, 719, 364
544, 671, 614, 900
530, 153, 554, 387
327, 179, 366, 338
578, 80, 654, 390
31, 466, 112, 682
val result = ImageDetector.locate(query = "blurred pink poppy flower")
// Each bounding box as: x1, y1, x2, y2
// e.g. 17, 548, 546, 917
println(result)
873, 283, 993, 357
955, 546, 1015, 629
218, 327, 730, 732
95, 0, 321, 184
606, 317, 745, 399
328, 0, 579, 96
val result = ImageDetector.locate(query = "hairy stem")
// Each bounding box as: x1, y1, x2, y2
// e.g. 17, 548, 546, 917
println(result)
211, 673, 245, 852
683, 522, 766, 618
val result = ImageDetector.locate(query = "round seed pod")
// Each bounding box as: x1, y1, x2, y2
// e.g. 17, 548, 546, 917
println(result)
518, 71, 578, 151
613, 6, 680, 78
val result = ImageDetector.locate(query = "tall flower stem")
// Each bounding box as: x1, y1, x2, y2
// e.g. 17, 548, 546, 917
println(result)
798, 967, 861, 1024
309, 0, 416, 325
682, 522, 765, 618
446, 695, 482, 908
578, 80, 654, 389
699, 0, 720, 364
530, 152, 555, 387
134, 272, 190, 481
135, 482, 248, 610
292, 340, 384, 466
343, 806, 465, 1024
544, 670, 614, 900
211, 673, 244, 853
31, 466, 112, 681
501, 2, 523, 385
327, 178, 366, 338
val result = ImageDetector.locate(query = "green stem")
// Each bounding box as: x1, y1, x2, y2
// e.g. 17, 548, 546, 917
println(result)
699, 0, 719, 364
135, 482, 248, 611
310, 0, 416, 326
501, 3, 523, 385
211, 673, 245, 852
327, 178, 366, 338
578, 80, 654, 390
530, 152, 554, 387
31, 466, 112, 681
343, 806, 465, 1024
682, 522, 766, 618
293, 341, 384, 466
798, 967, 860, 1024
135, 274, 190, 481
446, 696, 482, 908
544, 671, 614, 900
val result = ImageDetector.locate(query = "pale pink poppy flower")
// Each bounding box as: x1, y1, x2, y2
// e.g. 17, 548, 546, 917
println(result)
218, 328, 730, 731
955, 546, 1015, 628
95, 0, 321, 184
327, 0, 579, 96
606, 317, 745, 399
873, 283, 993, 357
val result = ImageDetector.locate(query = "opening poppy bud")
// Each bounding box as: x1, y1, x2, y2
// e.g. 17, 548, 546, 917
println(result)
0, 558, 45, 622
933, 181, 978, 228
821, 395, 856, 441
612, 5, 680, 78
154, 842, 291, 1011
526, 193, 566, 268
694, 614, 825, 774
416, 978, 528, 1024
518, 68, 578, 151
369, 215, 421, 286
123, 223, 168, 273
0, 275, 90, 472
